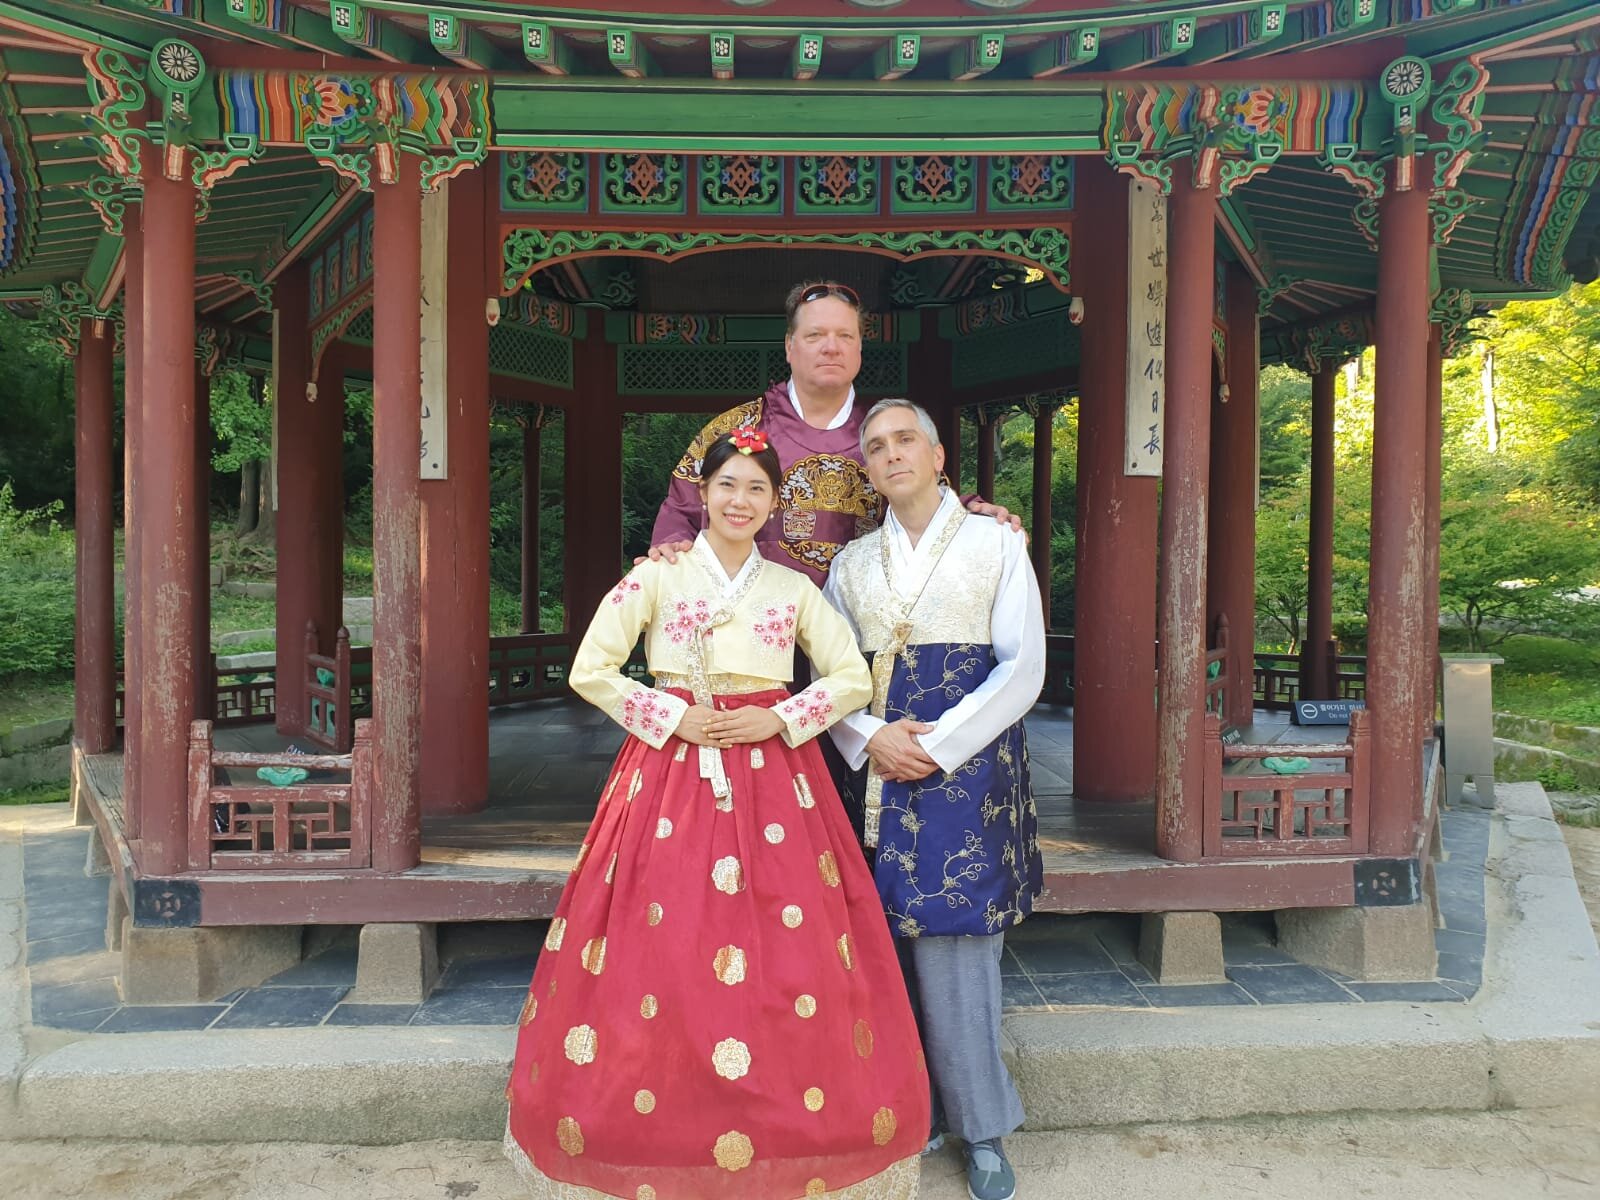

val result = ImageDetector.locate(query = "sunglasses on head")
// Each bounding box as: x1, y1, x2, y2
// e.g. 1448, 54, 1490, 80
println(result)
797, 282, 861, 308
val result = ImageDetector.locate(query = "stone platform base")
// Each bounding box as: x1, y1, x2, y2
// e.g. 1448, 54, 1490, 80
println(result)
3, 784, 1596, 1144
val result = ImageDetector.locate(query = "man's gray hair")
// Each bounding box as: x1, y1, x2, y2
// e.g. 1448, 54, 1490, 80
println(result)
859, 397, 941, 457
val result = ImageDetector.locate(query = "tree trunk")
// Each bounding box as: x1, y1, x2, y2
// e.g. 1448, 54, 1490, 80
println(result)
235, 458, 260, 536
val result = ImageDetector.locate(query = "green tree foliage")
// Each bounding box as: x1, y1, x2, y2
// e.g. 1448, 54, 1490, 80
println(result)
1437, 461, 1600, 650
1465, 280, 1600, 505
1258, 365, 1310, 493
1254, 490, 1309, 649
0, 311, 76, 513
208, 369, 270, 472
621, 411, 714, 561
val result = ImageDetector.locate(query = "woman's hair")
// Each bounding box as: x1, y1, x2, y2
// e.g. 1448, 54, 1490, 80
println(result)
699, 432, 783, 495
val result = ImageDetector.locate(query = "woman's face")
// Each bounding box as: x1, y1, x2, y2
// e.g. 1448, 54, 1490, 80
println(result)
700, 453, 777, 544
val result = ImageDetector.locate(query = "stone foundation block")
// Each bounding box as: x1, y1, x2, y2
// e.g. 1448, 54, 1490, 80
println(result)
105, 880, 128, 953
347, 923, 439, 1004
121, 921, 301, 1004
1137, 911, 1225, 984
84, 829, 110, 877
1275, 903, 1437, 982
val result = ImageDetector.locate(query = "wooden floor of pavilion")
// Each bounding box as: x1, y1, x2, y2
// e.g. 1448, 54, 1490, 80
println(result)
84, 700, 1371, 920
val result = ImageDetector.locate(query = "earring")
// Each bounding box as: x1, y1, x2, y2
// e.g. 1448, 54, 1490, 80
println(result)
701, 503, 709, 531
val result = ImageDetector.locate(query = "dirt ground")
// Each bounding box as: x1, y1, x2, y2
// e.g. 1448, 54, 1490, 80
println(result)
1563, 824, 1600, 947
5, 1104, 1600, 1199
7, 826, 1598, 1199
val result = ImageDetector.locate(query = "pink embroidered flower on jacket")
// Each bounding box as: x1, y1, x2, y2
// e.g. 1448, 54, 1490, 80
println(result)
662, 597, 713, 645
607, 576, 643, 606
621, 689, 675, 741
778, 688, 833, 732
753, 604, 798, 651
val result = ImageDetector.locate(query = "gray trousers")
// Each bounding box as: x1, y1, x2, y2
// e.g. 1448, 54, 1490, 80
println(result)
899, 933, 1026, 1144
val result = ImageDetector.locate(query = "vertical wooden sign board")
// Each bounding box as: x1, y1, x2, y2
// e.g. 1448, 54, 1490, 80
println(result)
419, 184, 448, 479
1124, 179, 1168, 477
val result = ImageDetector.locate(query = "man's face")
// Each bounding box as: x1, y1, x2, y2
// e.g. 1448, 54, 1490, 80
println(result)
862, 407, 944, 505
785, 296, 861, 397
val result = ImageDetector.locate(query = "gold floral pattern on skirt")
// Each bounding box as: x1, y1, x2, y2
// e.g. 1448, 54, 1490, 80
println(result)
711, 855, 745, 895
713, 1131, 754, 1171
579, 938, 605, 976
711, 1037, 751, 1080
872, 1108, 897, 1147
854, 1019, 874, 1059
556, 1117, 584, 1156
634, 1090, 655, 1114
818, 850, 841, 888
712, 944, 747, 985
782, 904, 804, 928
804, 1087, 826, 1112
563, 1025, 597, 1066
795, 993, 818, 1019
544, 918, 566, 952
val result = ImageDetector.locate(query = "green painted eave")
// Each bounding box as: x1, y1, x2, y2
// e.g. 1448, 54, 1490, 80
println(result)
494, 81, 1106, 153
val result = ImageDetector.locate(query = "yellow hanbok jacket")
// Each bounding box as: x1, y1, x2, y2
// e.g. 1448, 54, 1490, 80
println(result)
569, 537, 872, 749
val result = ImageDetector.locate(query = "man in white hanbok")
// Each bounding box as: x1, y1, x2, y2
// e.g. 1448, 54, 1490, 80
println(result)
824, 399, 1045, 1200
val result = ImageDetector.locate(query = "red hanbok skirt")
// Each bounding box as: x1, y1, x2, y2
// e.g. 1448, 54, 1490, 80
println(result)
504, 689, 928, 1200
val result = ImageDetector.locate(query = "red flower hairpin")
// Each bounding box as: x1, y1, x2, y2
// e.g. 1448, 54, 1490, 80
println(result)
730, 427, 768, 455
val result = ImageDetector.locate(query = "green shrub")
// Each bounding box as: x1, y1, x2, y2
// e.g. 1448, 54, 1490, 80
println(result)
0, 781, 71, 806
1535, 764, 1583, 793
0, 483, 78, 677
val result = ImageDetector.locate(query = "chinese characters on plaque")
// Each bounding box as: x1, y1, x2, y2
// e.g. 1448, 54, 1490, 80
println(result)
1124, 180, 1168, 477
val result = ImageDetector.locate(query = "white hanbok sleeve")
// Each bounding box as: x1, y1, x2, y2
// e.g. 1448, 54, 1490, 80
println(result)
822, 566, 884, 771
771, 581, 872, 748
915, 528, 1046, 773
567, 563, 689, 749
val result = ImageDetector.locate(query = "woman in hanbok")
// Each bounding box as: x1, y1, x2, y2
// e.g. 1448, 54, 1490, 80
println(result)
505, 429, 928, 1200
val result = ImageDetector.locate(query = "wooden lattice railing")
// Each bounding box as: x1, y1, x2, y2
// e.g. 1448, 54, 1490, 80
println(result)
117, 657, 277, 728
1254, 643, 1368, 711
1202, 708, 1370, 858
187, 717, 373, 870
488, 632, 578, 706
1205, 615, 1230, 716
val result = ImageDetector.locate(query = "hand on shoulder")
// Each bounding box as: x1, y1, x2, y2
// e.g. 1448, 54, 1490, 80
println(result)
633, 539, 694, 567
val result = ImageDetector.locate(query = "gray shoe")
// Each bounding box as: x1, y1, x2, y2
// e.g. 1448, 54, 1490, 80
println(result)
964, 1137, 1016, 1200
922, 1131, 947, 1156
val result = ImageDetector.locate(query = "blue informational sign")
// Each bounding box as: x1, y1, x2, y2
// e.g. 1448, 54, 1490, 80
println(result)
1293, 699, 1365, 726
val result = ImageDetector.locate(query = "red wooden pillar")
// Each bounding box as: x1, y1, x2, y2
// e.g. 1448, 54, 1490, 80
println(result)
1424, 326, 1444, 714
1154, 169, 1217, 863
123, 206, 145, 837
274, 263, 318, 733
193, 365, 212, 720
1206, 264, 1259, 729
941, 406, 963, 493
371, 157, 424, 871
912, 309, 958, 490
975, 410, 996, 501
1073, 160, 1158, 803
311, 345, 348, 653
74, 319, 117, 754
1030, 402, 1055, 628
565, 329, 622, 628
1368, 183, 1432, 857
1304, 365, 1337, 699
521, 411, 542, 634
135, 158, 198, 876
419, 169, 490, 816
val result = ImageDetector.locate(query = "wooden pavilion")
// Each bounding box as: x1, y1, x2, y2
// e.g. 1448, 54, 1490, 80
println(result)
6, 0, 1597, 985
